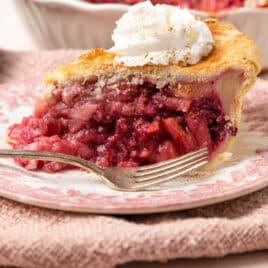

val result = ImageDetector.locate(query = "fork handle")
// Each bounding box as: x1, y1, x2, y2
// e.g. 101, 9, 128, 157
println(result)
0, 149, 104, 175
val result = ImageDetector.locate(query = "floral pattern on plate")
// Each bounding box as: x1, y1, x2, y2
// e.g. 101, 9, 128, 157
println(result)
0, 78, 267, 214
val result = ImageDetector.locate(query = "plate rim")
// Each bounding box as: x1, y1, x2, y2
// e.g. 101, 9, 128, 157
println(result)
0, 164, 267, 214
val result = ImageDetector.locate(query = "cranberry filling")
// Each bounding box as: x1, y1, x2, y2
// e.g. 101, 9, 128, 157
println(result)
8, 80, 237, 172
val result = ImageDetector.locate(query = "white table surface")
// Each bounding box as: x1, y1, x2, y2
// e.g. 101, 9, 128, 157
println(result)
1, 1, 268, 267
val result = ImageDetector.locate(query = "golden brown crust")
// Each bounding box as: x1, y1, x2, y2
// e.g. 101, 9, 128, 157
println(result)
44, 19, 262, 86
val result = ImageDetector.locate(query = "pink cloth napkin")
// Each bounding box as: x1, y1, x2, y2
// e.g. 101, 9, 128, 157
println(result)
0, 50, 268, 268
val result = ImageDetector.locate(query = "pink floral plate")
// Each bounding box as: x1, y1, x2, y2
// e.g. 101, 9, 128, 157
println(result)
0, 78, 267, 214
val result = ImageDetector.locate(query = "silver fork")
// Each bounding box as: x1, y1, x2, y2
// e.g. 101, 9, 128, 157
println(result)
0, 148, 208, 191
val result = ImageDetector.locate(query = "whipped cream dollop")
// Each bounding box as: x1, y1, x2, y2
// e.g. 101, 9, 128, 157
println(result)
110, 2, 214, 67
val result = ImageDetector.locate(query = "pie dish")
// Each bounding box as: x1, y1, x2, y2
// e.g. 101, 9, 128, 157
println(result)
7, 19, 262, 172
15, 0, 268, 70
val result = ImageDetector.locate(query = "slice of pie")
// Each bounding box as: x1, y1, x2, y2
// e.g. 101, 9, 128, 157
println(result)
8, 19, 262, 172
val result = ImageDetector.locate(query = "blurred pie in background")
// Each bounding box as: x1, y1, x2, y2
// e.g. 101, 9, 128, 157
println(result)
85, 0, 268, 11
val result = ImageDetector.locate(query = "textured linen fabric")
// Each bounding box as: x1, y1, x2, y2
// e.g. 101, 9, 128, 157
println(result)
0, 50, 268, 268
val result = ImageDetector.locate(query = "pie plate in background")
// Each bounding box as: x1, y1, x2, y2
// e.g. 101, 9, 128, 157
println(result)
14, 0, 268, 70
0, 76, 267, 214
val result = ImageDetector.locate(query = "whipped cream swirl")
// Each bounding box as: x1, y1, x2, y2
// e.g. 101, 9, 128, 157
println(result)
110, 2, 214, 67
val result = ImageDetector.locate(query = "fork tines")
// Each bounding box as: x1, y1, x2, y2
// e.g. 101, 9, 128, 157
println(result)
133, 148, 208, 185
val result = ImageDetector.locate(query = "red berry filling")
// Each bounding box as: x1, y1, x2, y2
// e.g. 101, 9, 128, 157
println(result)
8, 79, 237, 172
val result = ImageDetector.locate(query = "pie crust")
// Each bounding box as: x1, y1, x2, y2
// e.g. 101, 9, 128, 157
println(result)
8, 19, 262, 171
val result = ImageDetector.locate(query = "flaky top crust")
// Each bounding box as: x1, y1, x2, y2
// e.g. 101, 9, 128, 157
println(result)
44, 19, 262, 87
